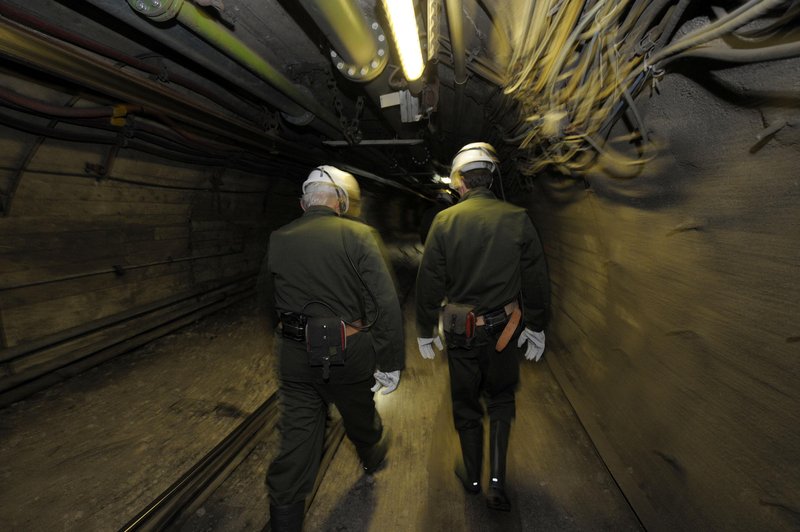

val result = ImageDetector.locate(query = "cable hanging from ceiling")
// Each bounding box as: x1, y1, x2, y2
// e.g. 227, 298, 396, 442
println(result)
497, 0, 800, 180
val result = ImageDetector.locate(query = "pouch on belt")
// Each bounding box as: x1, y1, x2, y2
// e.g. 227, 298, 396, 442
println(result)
442, 303, 476, 349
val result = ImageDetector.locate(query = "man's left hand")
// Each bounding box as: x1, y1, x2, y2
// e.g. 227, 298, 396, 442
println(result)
517, 328, 546, 362
371, 370, 401, 395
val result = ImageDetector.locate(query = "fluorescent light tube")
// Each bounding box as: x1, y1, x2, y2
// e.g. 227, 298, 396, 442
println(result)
383, 0, 425, 81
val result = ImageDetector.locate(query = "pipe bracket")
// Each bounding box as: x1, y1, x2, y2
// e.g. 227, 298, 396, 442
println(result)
331, 20, 388, 83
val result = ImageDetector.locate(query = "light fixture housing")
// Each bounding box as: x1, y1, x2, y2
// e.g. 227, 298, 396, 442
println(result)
382, 0, 425, 81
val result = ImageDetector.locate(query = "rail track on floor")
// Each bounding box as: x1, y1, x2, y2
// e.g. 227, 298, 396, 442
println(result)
118, 392, 345, 532
118, 241, 421, 531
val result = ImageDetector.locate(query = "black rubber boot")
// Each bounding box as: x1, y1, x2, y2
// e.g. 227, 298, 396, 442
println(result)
455, 425, 483, 494
358, 429, 391, 474
486, 420, 511, 511
269, 501, 305, 532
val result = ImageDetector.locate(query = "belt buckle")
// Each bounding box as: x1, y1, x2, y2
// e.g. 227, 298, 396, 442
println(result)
483, 308, 508, 335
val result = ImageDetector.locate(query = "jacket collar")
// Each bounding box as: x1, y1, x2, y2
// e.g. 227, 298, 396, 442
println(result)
303, 205, 339, 217
459, 187, 495, 202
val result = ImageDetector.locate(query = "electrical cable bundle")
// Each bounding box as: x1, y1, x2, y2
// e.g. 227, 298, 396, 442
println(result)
495, 0, 800, 178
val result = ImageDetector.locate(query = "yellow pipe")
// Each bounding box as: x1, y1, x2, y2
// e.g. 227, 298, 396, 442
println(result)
129, 0, 344, 132
300, 0, 377, 68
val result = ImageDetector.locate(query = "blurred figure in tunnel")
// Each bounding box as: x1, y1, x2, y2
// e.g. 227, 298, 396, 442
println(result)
419, 189, 457, 244
337, 169, 363, 220
415, 142, 550, 512
260, 165, 405, 531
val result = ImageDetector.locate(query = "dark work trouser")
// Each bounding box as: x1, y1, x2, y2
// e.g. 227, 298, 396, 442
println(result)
266, 376, 382, 506
447, 327, 520, 432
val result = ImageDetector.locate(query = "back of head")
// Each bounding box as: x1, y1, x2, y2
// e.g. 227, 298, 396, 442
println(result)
460, 168, 493, 190
301, 165, 359, 215
449, 142, 499, 190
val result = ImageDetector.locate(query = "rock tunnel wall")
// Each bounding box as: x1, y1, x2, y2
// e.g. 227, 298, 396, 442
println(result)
0, 129, 282, 402
529, 56, 800, 531
0, 75, 421, 404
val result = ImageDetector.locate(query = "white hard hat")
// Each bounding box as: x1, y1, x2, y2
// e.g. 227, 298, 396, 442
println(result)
302, 165, 357, 214
449, 142, 499, 186
339, 173, 362, 217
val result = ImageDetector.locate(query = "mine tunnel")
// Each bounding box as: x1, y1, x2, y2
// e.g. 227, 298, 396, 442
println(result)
0, 1, 798, 530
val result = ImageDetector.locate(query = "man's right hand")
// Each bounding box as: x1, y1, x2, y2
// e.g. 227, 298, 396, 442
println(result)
417, 336, 443, 359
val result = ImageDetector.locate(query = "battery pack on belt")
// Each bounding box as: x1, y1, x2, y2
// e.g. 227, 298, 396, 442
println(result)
306, 316, 347, 380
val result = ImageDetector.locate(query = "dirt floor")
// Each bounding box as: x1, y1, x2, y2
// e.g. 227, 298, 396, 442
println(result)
304, 302, 642, 532
0, 297, 276, 531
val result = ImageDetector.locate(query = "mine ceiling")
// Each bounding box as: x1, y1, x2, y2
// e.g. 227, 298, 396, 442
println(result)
0, 1, 798, 197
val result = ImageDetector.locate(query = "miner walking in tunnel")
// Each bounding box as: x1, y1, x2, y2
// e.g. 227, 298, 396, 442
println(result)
416, 143, 551, 512
260, 166, 405, 531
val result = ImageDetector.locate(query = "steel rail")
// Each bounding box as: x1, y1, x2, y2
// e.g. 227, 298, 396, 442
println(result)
118, 393, 346, 532
119, 394, 281, 532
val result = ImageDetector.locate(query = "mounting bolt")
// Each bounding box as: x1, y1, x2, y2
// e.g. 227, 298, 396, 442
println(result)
127, 0, 182, 21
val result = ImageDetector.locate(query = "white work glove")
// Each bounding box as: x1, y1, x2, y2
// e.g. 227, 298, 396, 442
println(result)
417, 336, 443, 359
371, 370, 401, 395
517, 328, 546, 362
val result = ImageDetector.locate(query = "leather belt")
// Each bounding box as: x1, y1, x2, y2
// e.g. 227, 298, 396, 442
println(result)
475, 301, 519, 326
279, 316, 363, 340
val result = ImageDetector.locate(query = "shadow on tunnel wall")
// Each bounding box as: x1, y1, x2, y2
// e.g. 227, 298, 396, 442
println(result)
526, 53, 800, 531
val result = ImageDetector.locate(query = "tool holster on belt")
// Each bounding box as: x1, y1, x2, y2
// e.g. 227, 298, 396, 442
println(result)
442, 303, 476, 349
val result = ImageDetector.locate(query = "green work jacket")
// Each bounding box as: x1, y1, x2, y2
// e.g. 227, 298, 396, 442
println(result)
265, 206, 404, 381
416, 187, 550, 336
